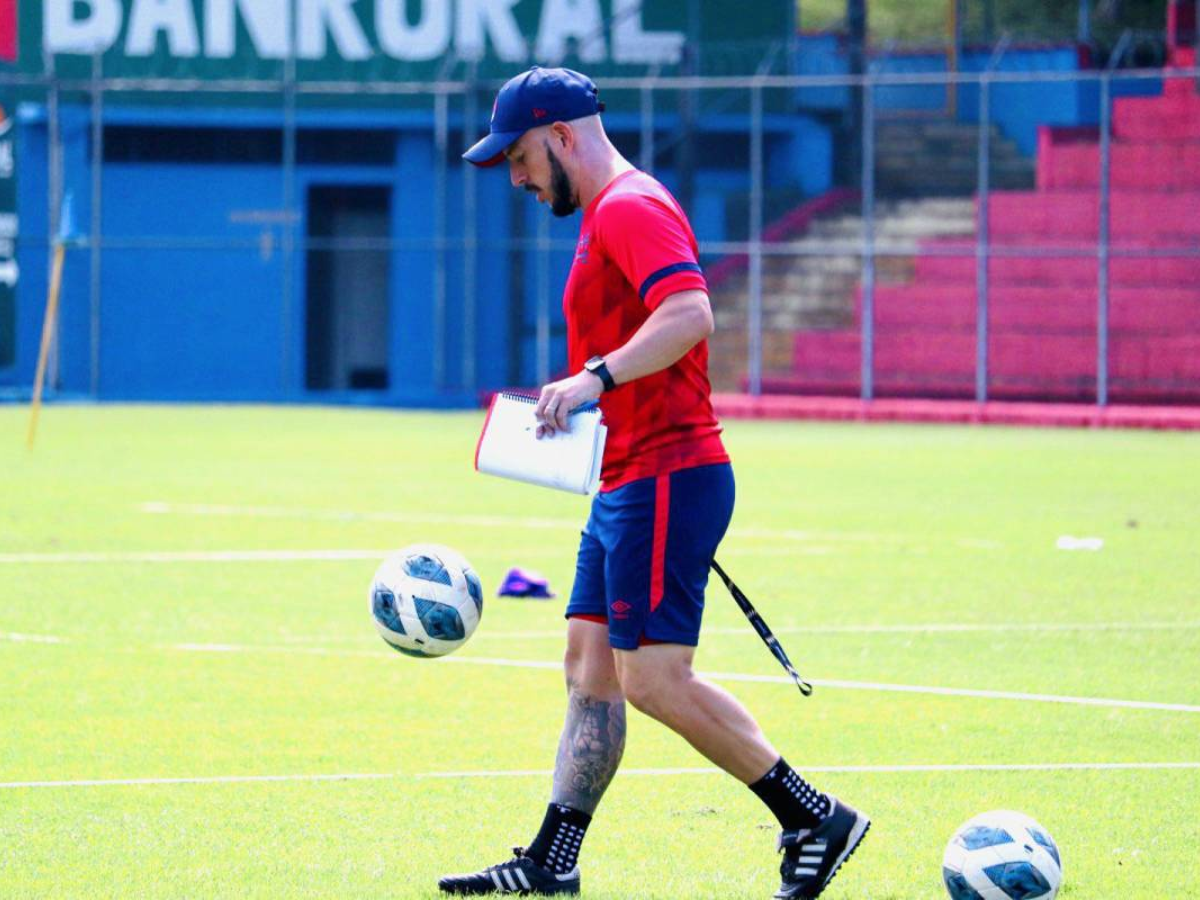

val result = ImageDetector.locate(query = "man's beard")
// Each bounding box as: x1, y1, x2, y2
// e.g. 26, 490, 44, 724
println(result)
545, 145, 578, 217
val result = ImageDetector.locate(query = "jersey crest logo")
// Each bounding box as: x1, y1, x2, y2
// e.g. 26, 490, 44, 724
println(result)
575, 234, 591, 264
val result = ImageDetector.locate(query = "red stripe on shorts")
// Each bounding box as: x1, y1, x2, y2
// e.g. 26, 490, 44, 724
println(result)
649, 474, 670, 612
569, 613, 607, 624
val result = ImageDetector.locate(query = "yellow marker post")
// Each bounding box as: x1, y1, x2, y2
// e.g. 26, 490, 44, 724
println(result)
27, 193, 74, 451
26, 241, 65, 450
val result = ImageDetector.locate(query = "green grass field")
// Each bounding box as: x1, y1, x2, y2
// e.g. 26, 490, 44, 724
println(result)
2, 405, 1198, 899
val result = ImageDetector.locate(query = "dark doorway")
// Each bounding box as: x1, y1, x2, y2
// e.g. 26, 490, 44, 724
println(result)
305, 185, 391, 390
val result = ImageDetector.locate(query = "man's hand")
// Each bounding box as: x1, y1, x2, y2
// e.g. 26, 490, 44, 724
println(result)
535, 370, 603, 438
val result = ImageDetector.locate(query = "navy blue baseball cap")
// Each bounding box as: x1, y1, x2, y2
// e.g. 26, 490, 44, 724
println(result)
463, 67, 604, 167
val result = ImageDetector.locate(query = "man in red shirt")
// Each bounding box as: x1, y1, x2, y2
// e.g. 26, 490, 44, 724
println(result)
442, 67, 869, 900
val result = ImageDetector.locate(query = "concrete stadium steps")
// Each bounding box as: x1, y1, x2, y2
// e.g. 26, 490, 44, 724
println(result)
982, 191, 1200, 239
873, 119, 1035, 197
853, 285, 1200, 332
912, 249, 1198, 287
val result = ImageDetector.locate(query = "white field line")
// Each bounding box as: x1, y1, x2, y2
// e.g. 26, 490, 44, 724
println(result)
10, 635, 1196, 712
0, 631, 65, 644
474, 621, 1200, 639
139, 501, 579, 531
417, 761, 1200, 779
165, 644, 1200, 714
267, 620, 1200, 643
444, 656, 1200, 714
12, 617, 1199, 643
0, 773, 399, 789
0, 549, 389, 564
3, 761, 1198, 791
137, 501, 1003, 551
0, 547, 832, 564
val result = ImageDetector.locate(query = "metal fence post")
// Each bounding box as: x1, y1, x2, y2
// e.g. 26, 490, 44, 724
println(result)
44, 52, 62, 391
535, 205, 550, 387
463, 68, 478, 392
281, 35, 297, 396
860, 76, 875, 401
433, 90, 449, 391
89, 51, 104, 398
639, 78, 656, 173
747, 83, 764, 396
1097, 72, 1112, 407
975, 74, 991, 404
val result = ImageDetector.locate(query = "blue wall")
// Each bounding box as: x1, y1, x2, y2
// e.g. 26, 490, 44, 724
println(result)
2, 104, 817, 404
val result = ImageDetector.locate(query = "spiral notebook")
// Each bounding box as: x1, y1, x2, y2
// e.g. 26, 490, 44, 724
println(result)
474, 392, 607, 495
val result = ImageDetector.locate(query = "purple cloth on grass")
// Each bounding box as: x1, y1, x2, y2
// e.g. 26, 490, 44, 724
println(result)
497, 567, 555, 599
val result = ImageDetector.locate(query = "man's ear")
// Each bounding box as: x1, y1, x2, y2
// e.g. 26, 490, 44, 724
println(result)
549, 121, 574, 152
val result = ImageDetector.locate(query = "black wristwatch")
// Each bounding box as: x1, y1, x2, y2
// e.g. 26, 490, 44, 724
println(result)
584, 356, 617, 392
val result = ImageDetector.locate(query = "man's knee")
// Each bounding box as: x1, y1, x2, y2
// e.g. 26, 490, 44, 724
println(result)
615, 653, 691, 721
564, 621, 622, 699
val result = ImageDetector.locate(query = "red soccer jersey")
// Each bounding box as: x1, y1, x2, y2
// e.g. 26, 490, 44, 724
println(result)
563, 169, 729, 491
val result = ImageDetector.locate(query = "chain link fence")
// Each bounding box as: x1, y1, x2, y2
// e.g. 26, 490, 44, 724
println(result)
3, 56, 1198, 405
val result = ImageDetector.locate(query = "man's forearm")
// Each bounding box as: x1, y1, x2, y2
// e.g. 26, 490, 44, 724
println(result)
603, 289, 713, 387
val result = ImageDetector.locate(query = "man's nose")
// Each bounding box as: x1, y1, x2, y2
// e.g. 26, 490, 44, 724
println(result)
509, 164, 525, 189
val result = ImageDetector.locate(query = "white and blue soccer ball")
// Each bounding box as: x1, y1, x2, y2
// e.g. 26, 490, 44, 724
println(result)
942, 810, 1062, 900
369, 543, 483, 657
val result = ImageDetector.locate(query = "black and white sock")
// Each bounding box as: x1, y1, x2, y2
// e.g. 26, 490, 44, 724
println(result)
749, 757, 832, 830
526, 803, 591, 874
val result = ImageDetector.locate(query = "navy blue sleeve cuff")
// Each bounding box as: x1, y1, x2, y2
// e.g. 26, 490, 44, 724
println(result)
638, 262, 704, 301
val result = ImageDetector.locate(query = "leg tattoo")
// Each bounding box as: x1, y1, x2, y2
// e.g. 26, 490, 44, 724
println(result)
550, 678, 626, 815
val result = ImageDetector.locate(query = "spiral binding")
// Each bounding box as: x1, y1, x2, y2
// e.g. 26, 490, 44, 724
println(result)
499, 391, 538, 404
499, 391, 600, 415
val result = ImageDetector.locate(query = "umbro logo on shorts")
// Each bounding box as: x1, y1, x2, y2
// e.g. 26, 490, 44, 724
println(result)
610, 600, 631, 619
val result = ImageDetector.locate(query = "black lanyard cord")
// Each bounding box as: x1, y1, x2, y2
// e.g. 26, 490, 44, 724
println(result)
710, 559, 813, 697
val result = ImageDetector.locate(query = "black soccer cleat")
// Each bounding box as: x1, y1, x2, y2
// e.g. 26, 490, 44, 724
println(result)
774, 797, 871, 899
438, 847, 580, 895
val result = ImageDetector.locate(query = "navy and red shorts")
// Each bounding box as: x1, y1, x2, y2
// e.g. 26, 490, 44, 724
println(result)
565, 463, 735, 650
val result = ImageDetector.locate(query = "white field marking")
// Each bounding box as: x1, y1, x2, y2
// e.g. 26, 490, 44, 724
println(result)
166, 645, 1200, 715
173, 643, 386, 659
7, 617, 1193, 652
438, 656, 1200, 714
137, 501, 1002, 551
139, 501, 578, 531
4, 761, 1199, 791
0, 547, 834, 565
415, 761, 1200, 779
0, 549, 391, 564
0, 631, 65, 644
0, 773, 399, 789
466, 621, 1200, 640
266, 619, 1200, 646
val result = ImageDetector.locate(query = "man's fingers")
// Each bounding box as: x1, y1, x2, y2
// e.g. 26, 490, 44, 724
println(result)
536, 389, 562, 439
555, 401, 570, 432
535, 390, 552, 423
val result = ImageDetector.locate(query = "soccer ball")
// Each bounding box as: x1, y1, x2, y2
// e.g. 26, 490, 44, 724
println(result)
369, 543, 483, 657
942, 810, 1062, 900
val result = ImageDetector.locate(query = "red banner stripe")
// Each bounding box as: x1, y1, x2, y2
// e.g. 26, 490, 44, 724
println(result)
649, 474, 670, 612
0, 0, 15, 63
